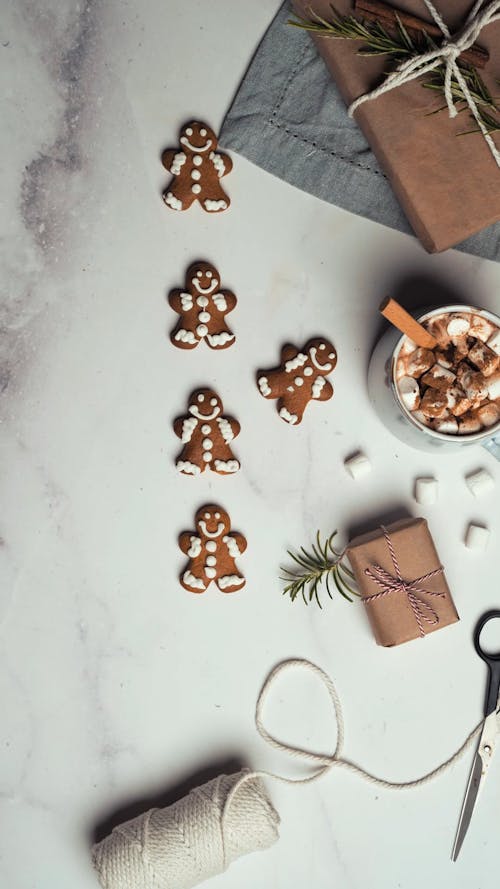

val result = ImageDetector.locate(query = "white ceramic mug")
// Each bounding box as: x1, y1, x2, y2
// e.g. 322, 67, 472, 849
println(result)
368, 304, 500, 460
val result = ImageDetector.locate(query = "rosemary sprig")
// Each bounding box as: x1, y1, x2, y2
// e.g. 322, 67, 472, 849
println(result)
281, 530, 359, 608
288, 6, 500, 135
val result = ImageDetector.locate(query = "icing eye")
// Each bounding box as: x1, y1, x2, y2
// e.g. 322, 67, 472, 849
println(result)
215, 512, 221, 519
204, 512, 210, 519
329, 352, 335, 359
198, 394, 205, 402
196, 270, 202, 278
210, 398, 217, 406
319, 344, 326, 350
206, 271, 212, 278
200, 128, 207, 136
186, 127, 193, 136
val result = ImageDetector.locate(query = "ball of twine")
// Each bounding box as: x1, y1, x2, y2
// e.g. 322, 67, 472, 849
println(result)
92, 770, 280, 889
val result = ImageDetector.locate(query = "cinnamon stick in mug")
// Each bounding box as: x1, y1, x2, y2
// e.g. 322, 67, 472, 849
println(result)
380, 297, 438, 349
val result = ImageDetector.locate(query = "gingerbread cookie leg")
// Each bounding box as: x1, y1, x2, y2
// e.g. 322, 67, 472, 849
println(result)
216, 573, 246, 593
163, 182, 197, 212
206, 322, 235, 350
201, 182, 231, 213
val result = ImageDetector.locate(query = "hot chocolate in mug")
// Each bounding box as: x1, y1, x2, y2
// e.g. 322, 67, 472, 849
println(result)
368, 304, 500, 460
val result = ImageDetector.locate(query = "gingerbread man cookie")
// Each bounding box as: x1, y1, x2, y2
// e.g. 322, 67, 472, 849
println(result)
257, 337, 337, 424
179, 504, 247, 594
169, 261, 236, 350
162, 121, 232, 213
174, 388, 240, 476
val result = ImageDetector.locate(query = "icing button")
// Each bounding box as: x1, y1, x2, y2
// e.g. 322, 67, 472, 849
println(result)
202, 452, 212, 462
198, 311, 211, 323
191, 184, 202, 194
206, 540, 217, 552
191, 169, 201, 180
196, 296, 208, 307
202, 438, 213, 450
303, 367, 313, 377
193, 155, 202, 166
196, 324, 208, 337
201, 424, 211, 434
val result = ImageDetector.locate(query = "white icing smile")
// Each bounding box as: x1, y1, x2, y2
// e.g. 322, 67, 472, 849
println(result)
199, 521, 225, 538
190, 406, 220, 420
193, 278, 218, 294
180, 136, 212, 152
310, 346, 334, 372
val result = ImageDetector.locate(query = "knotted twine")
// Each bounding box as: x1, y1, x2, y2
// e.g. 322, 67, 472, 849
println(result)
93, 660, 482, 889
362, 525, 445, 637
348, 0, 500, 169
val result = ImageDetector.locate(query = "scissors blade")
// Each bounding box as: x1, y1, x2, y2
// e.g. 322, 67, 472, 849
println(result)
451, 709, 500, 862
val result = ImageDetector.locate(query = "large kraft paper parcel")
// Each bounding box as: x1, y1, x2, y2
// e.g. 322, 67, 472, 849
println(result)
293, 0, 500, 253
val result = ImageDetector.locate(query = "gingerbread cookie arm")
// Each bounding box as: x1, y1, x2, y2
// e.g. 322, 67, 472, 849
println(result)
257, 367, 290, 399
314, 379, 334, 402
173, 417, 185, 439
211, 151, 233, 178
280, 344, 301, 364
179, 531, 194, 555
168, 288, 191, 312
161, 149, 176, 170
228, 532, 247, 555
217, 416, 240, 441
214, 289, 236, 314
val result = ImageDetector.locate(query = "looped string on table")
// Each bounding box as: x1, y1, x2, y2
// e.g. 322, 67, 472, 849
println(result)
221, 658, 482, 864
363, 525, 445, 637
347, 0, 500, 169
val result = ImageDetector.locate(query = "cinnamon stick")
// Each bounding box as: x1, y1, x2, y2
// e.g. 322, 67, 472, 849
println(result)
379, 297, 438, 349
353, 0, 489, 69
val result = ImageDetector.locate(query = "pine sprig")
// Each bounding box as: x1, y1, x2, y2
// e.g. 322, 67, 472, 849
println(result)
281, 530, 359, 608
288, 6, 500, 134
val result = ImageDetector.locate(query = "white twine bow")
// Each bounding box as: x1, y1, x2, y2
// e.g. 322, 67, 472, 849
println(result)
348, 0, 500, 168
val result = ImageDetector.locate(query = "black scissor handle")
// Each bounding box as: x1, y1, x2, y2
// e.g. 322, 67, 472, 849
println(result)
474, 610, 500, 718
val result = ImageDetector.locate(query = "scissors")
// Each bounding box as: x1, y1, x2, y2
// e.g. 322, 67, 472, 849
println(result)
452, 609, 500, 861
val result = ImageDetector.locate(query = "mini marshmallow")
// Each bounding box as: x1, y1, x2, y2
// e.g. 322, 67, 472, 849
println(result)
421, 363, 456, 391
465, 522, 490, 551
398, 376, 421, 411
486, 373, 500, 401
487, 328, 500, 356
465, 468, 495, 498
411, 409, 430, 427
447, 315, 470, 337
458, 413, 482, 434
470, 315, 496, 342
414, 476, 438, 505
420, 388, 449, 418
468, 340, 500, 377
476, 402, 500, 427
404, 348, 435, 378
433, 417, 458, 434
344, 452, 372, 480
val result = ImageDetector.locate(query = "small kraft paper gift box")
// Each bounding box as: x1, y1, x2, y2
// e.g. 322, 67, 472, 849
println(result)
346, 518, 459, 646
292, 0, 500, 253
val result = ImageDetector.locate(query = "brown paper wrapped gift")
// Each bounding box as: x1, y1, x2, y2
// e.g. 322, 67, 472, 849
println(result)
347, 518, 459, 646
293, 0, 500, 252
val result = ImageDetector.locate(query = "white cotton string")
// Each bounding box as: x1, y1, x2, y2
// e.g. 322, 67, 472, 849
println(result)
222, 658, 482, 822
347, 0, 500, 168
92, 771, 280, 889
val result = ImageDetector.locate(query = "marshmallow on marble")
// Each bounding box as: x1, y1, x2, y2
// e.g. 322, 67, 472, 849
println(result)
465, 522, 490, 551
398, 376, 421, 411
344, 452, 372, 480
414, 476, 438, 505
487, 328, 500, 356
465, 468, 495, 498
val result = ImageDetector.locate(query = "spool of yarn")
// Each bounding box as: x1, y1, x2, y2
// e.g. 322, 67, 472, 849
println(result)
92, 770, 279, 889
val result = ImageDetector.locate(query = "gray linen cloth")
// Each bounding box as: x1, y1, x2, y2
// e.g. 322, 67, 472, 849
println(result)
220, 1, 500, 261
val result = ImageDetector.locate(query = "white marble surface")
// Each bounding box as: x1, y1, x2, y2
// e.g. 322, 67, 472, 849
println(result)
2, 1, 500, 887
